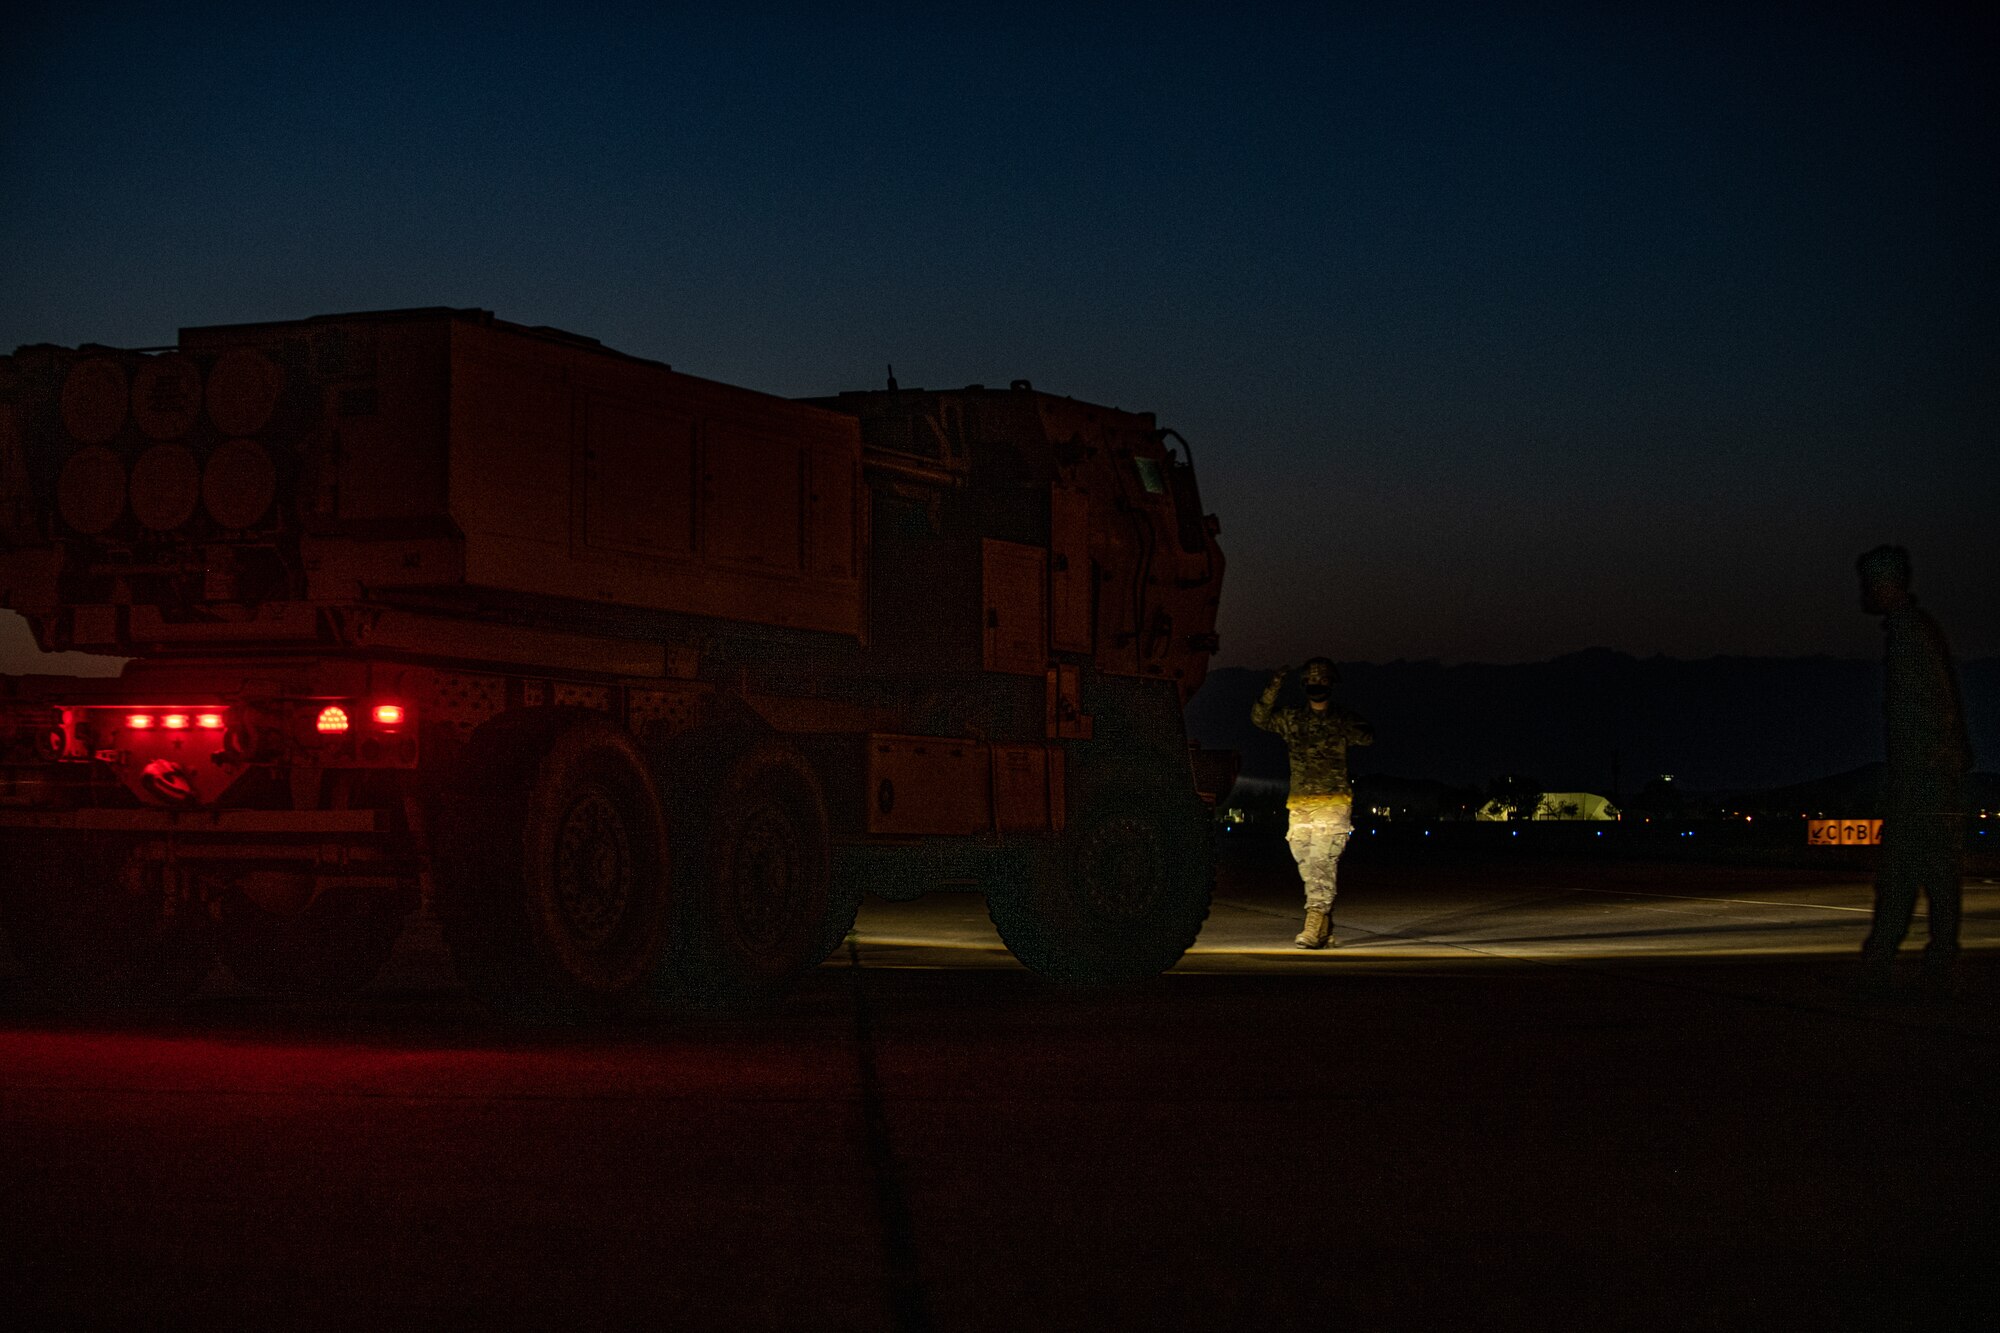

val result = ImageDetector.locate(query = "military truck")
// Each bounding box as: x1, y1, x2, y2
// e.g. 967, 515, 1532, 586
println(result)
0, 308, 1228, 1015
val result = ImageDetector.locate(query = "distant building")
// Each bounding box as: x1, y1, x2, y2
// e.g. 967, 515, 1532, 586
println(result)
1477, 792, 1620, 822
1533, 792, 1620, 821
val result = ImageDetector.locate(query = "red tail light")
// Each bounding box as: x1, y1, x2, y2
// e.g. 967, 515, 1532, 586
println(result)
196, 712, 225, 730
316, 706, 350, 735
162, 713, 190, 730
371, 703, 405, 727
128, 713, 155, 729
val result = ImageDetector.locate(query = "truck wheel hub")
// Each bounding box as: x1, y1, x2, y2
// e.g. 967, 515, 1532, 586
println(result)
554, 785, 632, 948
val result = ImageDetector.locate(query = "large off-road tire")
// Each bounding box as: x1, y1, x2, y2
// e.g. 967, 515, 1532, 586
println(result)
987, 765, 1213, 984
0, 833, 212, 1008
213, 877, 407, 998
434, 712, 673, 1022
657, 740, 834, 1007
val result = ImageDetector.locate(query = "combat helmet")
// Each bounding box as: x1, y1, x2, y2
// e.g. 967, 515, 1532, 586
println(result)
1301, 657, 1339, 703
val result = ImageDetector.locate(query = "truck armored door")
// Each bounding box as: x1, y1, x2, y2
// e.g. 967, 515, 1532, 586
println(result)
981, 538, 1047, 676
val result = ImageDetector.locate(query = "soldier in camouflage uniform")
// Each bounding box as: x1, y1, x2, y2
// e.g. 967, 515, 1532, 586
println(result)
1252, 657, 1374, 948
1856, 546, 1972, 992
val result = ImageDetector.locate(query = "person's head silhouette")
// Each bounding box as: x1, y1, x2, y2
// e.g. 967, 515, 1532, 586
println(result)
1856, 544, 1913, 616
1300, 657, 1339, 711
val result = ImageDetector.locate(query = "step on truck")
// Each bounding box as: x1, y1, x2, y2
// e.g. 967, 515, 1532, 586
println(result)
0, 308, 1230, 1016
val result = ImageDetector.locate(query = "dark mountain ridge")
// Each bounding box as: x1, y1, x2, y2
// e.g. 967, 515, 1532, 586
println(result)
1188, 650, 1999, 795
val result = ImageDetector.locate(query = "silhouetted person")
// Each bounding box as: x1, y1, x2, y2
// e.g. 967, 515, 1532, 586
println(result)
1252, 657, 1373, 948
1856, 545, 1972, 991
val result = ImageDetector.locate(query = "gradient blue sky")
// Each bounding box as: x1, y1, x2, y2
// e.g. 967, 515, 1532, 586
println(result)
4, 2, 1993, 669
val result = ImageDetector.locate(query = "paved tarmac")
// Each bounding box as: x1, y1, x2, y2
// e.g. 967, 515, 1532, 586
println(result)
3, 849, 1996, 1330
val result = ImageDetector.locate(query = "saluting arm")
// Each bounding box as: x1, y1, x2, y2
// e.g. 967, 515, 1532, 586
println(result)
1250, 667, 1289, 734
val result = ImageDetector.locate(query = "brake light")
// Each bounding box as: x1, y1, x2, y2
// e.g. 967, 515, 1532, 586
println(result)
128, 713, 155, 729
372, 703, 405, 727
162, 713, 190, 730
196, 712, 225, 730
316, 706, 350, 735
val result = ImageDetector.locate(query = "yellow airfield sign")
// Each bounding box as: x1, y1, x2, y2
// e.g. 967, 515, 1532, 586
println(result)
1806, 818, 1882, 846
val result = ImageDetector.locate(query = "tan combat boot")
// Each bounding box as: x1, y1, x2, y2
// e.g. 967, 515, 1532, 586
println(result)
1294, 907, 1331, 950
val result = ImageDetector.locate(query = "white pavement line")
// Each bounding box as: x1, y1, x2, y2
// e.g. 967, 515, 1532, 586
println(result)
1546, 885, 1877, 914
1216, 898, 1575, 962
1226, 894, 1816, 960
1225, 886, 1878, 918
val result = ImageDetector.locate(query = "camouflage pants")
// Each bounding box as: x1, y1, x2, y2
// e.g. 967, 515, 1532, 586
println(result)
1286, 798, 1354, 912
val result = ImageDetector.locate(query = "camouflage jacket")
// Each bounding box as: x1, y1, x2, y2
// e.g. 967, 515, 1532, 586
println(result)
1251, 679, 1374, 802
1882, 602, 1972, 812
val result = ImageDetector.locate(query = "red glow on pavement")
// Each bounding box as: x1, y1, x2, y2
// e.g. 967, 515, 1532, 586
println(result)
0, 1027, 757, 1100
